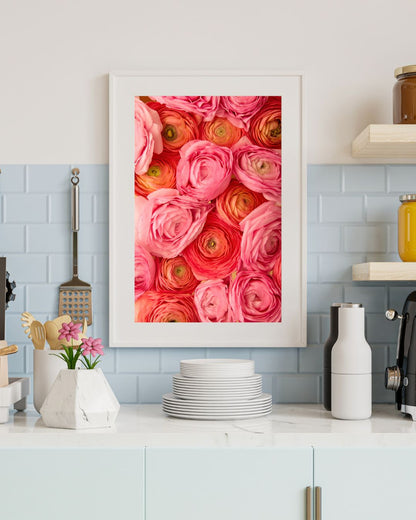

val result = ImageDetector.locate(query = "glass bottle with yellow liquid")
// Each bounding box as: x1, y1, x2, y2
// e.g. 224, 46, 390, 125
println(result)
398, 194, 416, 261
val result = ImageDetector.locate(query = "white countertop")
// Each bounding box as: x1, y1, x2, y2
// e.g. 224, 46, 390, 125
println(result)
1, 404, 416, 448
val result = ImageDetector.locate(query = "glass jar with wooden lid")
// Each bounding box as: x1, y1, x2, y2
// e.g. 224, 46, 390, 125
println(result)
398, 194, 416, 262
393, 65, 416, 124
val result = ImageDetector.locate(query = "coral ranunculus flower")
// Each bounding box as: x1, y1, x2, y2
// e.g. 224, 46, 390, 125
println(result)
183, 212, 241, 280
218, 96, 268, 130
249, 97, 282, 149
150, 96, 220, 121
176, 140, 233, 201
233, 137, 281, 201
135, 291, 199, 322
200, 117, 244, 148
156, 256, 198, 293
147, 102, 200, 152
134, 98, 163, 175
194, 279, 230, 323
135, 152, 178, 196
239, 201, 281, 272
135, 243, 156, 299
216, 179, 266, 229
229, 271, 281, 322
135, 189, 212, 258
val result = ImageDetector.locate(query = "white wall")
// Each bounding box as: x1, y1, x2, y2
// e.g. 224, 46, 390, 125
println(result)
1, 0, 415, 164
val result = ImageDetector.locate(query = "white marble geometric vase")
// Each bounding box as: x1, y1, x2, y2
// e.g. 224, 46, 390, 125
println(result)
40, 368, 120, 429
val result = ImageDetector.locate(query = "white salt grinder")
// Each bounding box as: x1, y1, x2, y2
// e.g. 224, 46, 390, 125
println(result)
331, 303, 372, 420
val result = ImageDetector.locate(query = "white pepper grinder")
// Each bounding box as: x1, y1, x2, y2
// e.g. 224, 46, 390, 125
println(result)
331, 303, 372, 420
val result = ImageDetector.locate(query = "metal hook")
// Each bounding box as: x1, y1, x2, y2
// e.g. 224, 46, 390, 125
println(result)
71, 167, 80, 185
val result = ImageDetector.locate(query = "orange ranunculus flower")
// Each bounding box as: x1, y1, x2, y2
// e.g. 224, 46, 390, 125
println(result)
147, 101, 200, 152
156, 256, 198, 293
249, 97, 282, 149
216, 179, 266, 229
135, 152, 178, 196
135, 291, 199, 322
183, 212, 241, 281
200, 117, 244, 147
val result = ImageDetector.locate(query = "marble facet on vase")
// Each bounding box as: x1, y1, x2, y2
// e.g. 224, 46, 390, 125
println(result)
40, 368, 120, 429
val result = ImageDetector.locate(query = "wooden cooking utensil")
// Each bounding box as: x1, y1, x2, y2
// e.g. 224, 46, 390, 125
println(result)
58, 168, 92, 325
0, 344, 18, 356
45, 316, 88, 350
30, 321, 46, 350
44, 315, 71, 350
21, 312, 35, 339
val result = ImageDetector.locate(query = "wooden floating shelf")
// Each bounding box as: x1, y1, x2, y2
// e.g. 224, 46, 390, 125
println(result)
352, 124, 416, 158
352, 262, 416, 281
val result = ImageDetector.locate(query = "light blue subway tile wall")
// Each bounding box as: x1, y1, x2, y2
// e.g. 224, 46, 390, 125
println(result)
1, 163, 415, 405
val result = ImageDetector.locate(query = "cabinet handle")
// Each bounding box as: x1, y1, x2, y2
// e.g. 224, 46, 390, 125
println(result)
306, 487, 312, 520
315, 486, 322, 520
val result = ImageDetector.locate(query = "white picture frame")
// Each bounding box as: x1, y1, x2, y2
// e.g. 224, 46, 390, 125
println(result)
109, 71, 306, 348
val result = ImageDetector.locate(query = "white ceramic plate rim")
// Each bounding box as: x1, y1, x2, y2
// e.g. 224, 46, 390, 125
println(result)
173, 383, 262, 390
163, 411, 272, 421
172, 391, 262, 397
163, 393, 271, 404
173, 374, 261, 383
163, 406, 272, 414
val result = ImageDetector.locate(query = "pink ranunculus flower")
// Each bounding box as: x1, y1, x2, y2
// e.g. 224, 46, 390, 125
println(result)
176, 140, 233, 201
232, 137, 281, 201
135, 189, 212, 258
218, 96, 268, 130
135, 243, 156, 299
150, 96, 220, 121
273, 254, 282, 289
239, 201, 281, 272
81, 337, 104, 357
134, 97, 163, 175
194, 279, 230, 323
229, 271, 281, 322
58, 321, 82, 342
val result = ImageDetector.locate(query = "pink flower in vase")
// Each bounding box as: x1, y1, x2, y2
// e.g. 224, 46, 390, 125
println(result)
82, 337, 104, 357
58, 322, 82, 342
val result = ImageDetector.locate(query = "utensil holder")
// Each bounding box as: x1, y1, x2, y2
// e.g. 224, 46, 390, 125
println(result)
0, 357, 8, 387
33, 349, 65, 413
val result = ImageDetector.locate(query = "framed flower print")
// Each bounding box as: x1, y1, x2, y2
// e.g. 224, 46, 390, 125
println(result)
109, 71, 306, 348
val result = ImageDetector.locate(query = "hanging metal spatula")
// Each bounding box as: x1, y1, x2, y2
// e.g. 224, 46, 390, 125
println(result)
58, 168, 93, 325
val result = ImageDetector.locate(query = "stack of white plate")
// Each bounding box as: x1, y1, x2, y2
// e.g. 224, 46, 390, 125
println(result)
163, 359, 272, 420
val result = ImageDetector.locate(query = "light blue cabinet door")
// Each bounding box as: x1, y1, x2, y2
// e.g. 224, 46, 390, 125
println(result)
146, 447, 313, 520
315, 447, 416, 519
0, 448, 144, 520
